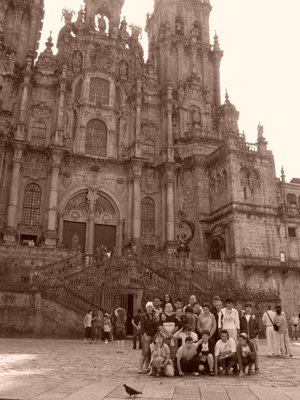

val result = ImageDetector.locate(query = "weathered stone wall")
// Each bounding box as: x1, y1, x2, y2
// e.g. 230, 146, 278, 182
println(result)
0, 291, 83, 338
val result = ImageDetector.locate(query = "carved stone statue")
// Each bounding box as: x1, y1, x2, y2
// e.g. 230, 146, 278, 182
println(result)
72, 51, 82, 70
98, 15, 107, 33
119, 60, 128, 79
177, 211, 195, 257
175, 20, 183, 35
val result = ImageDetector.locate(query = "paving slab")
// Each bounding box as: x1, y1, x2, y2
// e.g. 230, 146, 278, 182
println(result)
250, 385, 291, 400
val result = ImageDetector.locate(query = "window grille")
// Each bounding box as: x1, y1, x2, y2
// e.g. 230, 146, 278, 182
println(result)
22, 184, 41, 226
142, 139, 155, 163
141, 197, 155, 237
89, 78, 110, 105
85, 119, 107, 157
31, 121, 47, 147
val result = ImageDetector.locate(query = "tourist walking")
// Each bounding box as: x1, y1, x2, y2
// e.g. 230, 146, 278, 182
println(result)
114, 307, 127, 353
103, 313, 111, 343
94, 310, 103, 343
290, 313, 299, 340
132, 309, 142, 350
274, 306, 292, 357
83, 309, 93, 344
262, 305, 278, 356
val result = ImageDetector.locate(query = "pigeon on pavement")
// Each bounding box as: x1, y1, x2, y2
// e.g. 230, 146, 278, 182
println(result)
123, 384, 143, 398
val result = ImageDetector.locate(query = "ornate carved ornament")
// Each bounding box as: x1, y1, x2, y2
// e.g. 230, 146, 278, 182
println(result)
36, 35, 58, 76
90, 43, 112, 70
177, 210, 195, 246
0, 39, 16, 76
30, 101, 53, 118
0, 119, 14, 145
142, 122, 159, 139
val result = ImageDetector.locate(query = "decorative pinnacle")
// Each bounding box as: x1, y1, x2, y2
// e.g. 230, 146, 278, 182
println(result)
281, 166, 285, 176
225, 89, 230, 104
257, 121, 264, 138
214, 30, 220, 50
46, 32, 54, 49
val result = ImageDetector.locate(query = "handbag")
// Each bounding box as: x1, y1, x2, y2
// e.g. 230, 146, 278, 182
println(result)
267, 312, 279, 332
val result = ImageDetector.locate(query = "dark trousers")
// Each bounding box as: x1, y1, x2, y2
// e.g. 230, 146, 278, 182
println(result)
84, 327, 92, 339
217, 354, 237, 370
133, 327, 142, 349
180, 356, 201, 373
94, 326, 102, 340
241, 354, 256, 369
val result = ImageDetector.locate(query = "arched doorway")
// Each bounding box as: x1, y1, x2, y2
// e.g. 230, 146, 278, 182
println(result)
61, 190, 120, 254
210, 238, 225, 260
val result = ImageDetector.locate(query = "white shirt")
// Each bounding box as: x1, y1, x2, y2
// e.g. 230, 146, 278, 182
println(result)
245, 315, 251, 322
215, 338, 236, 356
262, 310, 276, 327
174, 331, 198, 343
219, 308, 240, 330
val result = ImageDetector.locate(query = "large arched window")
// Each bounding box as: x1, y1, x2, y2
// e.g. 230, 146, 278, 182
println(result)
89, 78, 110, 105
22, 184, 41, 226
85, 119, 107, 157
141, 197, 155, 237
31, 121, 47, 147
142, 139, 155, 163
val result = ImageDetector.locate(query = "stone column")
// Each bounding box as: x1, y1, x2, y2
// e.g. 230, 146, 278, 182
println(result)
58, 212, 64, 244
117, 219, 124, 257
0, 1, 8, 34
165, 164, 175, 245
12, 9, 23, 50
177, 43, 184, 83
4, 143, 24, 245
165, 80, 174, 162
213, 34, 223, 108
45, 149, 64, 248
53, 65, 67, 146
135, 77, 142, 155
87, 189, 99, 254
17, 71, 32, 140
28, 7, 41, 57
131, 161, 143, 241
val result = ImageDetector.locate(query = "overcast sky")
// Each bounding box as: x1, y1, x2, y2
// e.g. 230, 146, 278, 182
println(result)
42, 0, 300, 181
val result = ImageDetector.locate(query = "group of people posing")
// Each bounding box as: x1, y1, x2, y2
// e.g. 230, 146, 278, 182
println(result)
136, 294, 262, 377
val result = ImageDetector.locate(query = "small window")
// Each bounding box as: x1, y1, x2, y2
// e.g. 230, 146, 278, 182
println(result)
22, 184, 41, 226
288, 227, 297, 238
280, 252, 286, 263
31, 121, 47, 147
142, 139, 155, 163
89, 78, 110, 105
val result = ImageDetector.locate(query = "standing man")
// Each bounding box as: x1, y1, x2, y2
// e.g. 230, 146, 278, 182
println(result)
197, 302, 216, 338
183, 295, 197, 313
212, 299, 223, 343
239, 303, 260, 372
132, 309, 142, 350
219, 298, 240, 342
262, 305, 278, 356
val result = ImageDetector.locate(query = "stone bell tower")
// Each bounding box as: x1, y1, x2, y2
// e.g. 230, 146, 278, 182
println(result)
145, 0, 221, 105
83, 0, 125, 32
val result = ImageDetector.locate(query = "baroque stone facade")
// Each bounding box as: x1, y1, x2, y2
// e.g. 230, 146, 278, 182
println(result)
0, 0, 300, 313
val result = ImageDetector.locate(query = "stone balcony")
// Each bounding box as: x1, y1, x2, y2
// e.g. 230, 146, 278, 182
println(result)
278, 205, 300, 217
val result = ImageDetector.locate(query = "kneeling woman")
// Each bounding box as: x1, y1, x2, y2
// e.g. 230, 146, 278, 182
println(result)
237, 333, 257, 376
149, 332, 174, 377
197, 330, 215, 376
214, 329, 237, 375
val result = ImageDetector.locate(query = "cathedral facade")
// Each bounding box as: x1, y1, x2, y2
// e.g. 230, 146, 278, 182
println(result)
0, 0, 300, 312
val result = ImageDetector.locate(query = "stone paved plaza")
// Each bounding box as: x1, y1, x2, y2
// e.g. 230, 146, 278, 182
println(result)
0, 339, 300, 400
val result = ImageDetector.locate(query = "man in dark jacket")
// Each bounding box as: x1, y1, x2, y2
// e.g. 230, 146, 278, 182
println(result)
211, 298, 222, 343
239, 303, 260, 372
